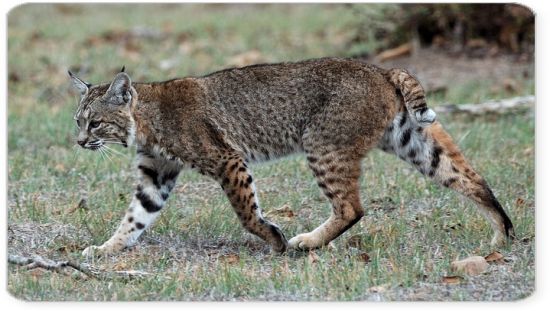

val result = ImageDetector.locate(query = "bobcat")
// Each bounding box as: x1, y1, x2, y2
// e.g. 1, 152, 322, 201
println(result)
68, 58, 514, 256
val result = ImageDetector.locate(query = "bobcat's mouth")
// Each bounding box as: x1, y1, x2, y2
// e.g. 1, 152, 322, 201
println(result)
84, 140, 103, 151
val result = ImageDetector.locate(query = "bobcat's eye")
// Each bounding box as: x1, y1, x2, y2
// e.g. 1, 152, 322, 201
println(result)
76, 119, 80, 128
89, 121, 101, 129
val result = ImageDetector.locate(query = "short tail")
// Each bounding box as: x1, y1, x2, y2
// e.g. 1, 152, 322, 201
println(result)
385, 68, 436, 127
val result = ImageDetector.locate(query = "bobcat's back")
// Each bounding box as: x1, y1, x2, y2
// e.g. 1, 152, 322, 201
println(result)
189, 58, 400, 162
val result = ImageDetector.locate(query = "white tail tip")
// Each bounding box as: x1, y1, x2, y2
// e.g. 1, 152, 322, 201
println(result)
415, 108, 436, 126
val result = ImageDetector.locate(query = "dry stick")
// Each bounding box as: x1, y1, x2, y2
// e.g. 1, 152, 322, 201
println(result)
8, 254, 154, 279
434, 95, 534, 115
8, 254, 97, 278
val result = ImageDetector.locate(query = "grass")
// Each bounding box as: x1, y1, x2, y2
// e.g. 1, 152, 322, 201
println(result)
7, 3, 534, 301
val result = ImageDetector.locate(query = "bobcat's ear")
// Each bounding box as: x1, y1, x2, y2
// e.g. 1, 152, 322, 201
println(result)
107, 72, 132, 105
68, 71, 90, 97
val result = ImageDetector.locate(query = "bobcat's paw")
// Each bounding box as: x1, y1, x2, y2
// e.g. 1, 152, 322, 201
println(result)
288, 233, 322, 250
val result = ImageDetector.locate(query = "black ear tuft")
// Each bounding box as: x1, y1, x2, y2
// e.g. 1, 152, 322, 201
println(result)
120, 65, 125, 73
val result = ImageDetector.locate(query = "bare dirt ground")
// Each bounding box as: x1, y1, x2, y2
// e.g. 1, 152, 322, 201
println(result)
361, 48, 534, 96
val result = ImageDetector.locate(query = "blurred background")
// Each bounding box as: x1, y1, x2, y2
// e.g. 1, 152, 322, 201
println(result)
8, 3, 534, 109
7, 3, 535, 301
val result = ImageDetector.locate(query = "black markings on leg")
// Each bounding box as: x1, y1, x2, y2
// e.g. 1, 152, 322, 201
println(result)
443, 177, 458, 188
269, 224, 286, 241
128, 216, 134, 223
138, 165, 160, 188
480, 182, 515, 238
428, 145, 443, 176
136, 186, 162, 213
400, 128, 412, 147
399, 112, 408, 127
160, 170, 179, 186
136, 222, 145, 230
451, 165, 459, 173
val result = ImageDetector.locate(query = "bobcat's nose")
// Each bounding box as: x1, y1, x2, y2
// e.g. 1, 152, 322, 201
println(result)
77, 139, 87, 147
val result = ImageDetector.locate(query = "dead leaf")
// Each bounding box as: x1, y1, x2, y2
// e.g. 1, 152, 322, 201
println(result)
219, 253, 240, 265
54, 198, 87, 215
515, 197, 525, 207
308, 251, 319, 264
484, 251, 505, 264
29, 268, 48, 278
358, 252, 370, 263
442, 276, 463, 284
265, 204, 295, 219
113, 261, 129, 270
368, 283, 389, 293
54, 163, 66, 173
451, 256, 489, 276
523, 147, 533, 156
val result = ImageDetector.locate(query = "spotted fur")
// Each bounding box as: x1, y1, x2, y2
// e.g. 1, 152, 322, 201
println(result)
69, 57, 513, 257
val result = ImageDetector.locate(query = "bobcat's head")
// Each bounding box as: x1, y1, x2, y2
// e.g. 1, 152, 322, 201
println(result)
69, 70, 136, 150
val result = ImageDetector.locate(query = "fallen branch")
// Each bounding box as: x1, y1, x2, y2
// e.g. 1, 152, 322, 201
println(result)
375, 43, 412, 62
8, 254, 97, 278
434, 95, 534, 115
8, 254, 154, 280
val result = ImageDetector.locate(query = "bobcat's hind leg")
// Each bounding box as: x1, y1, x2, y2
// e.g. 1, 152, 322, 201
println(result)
82, 150, 181, 257
216, 152, 288, 253
379, 113, 514, 246
289, 150, 364, 250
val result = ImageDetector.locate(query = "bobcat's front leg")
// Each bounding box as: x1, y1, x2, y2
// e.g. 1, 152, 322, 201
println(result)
82, 151, 181, 257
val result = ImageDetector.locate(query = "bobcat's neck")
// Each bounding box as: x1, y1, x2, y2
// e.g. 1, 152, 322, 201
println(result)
129, 78, 206, 152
